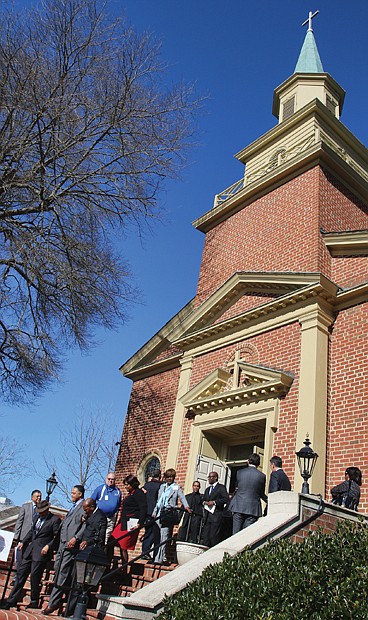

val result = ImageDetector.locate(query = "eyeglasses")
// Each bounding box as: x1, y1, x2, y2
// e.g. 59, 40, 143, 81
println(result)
107, 478, 115, 481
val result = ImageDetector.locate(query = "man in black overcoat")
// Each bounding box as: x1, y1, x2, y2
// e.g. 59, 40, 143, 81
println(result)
201, 472, 229, 548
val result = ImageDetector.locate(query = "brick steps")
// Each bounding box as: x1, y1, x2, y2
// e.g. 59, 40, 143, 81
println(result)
1, 553, 176, 618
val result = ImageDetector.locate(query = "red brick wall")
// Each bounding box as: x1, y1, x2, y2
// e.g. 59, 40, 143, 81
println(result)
195, 167, 322, 306
331, 255, 368, 289
319, 169, 368, 232
116, 367, 181, 487
326, 302, 368, 512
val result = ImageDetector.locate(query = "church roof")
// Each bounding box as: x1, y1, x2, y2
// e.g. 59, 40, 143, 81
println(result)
294, 29, 324, 73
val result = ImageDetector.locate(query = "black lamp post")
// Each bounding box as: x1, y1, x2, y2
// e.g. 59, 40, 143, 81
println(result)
296, 434, 318, 494
69, 545, 110, 619
45, 471, 58, 502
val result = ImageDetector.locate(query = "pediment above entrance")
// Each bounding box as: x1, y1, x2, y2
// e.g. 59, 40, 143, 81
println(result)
121, 272, 338, 379
170, 271, 333, 342
180, 362, 294, 413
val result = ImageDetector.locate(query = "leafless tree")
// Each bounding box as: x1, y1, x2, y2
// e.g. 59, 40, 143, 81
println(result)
42, 408, 121, 504
0, 435, 28, 494
0, 0, 198, 403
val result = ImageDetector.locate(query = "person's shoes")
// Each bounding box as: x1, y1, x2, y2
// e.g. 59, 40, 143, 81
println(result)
27, 601, 39, 609
43, 606, 58, 615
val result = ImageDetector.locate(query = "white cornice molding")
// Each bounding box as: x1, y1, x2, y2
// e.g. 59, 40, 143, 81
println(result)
169, 272, 324, 343
120, 275, 367, 380
335, 283, 368, 311
322, 230, 368, 256
236, 98, 367, 165
173, 277, 338, 349
123, 353, 183, 381
120, 299, 195, 376
193, 99, 368, 233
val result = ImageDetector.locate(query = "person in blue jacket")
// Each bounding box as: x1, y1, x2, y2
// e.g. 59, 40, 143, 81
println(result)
91, 472, 121, 543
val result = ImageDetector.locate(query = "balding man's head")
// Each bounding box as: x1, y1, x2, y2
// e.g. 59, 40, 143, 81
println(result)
82, 498, 96, 516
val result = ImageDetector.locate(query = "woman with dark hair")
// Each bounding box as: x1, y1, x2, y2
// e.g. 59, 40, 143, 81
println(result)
152, 468, 191, 564
331, 466, 362, 511
111, 474, 147, 566
177, 481, 204, 544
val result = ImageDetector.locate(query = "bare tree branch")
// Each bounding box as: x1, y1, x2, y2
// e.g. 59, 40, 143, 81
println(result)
0, 435, 28, 495
42, 407, 120, 504
0, 0, 199, 403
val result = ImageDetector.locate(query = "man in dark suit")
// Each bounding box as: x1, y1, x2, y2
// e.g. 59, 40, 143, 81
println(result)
230, 453, 267, 534
268, 455, 291, 493
43, 484, 85, 615
66, 499, 108, 617
79, 498, 107, 549
2, 500, 61, 610
201, 472, 229, 548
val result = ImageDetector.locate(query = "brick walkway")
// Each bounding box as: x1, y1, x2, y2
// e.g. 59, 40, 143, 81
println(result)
0, 612, 63, 620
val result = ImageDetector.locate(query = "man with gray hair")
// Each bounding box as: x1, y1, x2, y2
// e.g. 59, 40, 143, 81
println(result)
91, 472, 121, 543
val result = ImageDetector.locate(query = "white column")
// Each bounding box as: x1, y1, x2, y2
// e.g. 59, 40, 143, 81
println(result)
165, 355, 193, 471
295, 305, 333, 494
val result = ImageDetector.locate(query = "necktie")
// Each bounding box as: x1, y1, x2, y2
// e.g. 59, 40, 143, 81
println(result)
209, 485, 214, 495
35, 518, 43, 532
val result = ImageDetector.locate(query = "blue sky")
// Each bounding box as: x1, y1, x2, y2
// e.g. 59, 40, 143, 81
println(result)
2, 1, 368, 506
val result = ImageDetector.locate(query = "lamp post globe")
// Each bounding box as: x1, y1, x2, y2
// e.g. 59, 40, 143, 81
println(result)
296, 434, 318, 494
45, 471, 58, 502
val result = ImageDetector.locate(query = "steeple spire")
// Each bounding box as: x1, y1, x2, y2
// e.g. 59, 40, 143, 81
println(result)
294, 10, 324, 73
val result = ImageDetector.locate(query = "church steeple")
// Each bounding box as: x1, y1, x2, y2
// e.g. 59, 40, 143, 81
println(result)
294, 10, 324, 73
272, 11, 345, 123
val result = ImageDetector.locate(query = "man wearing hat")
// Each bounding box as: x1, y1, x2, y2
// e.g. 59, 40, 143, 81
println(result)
1, 500, 61, 610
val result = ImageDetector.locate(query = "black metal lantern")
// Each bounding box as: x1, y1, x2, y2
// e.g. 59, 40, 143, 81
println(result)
70, 545, 110, 619
296, 434, 318, 494
45, 471, 58, 501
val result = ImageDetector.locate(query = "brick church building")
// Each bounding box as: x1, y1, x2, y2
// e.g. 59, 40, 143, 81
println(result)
116, 18, 368, 512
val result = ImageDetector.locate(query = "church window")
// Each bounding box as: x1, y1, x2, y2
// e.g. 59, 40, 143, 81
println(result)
282, 96, 295, 120
144, 456, 161, 481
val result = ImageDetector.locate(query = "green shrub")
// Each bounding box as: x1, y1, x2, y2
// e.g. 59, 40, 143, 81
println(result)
161, 521, 368, 620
